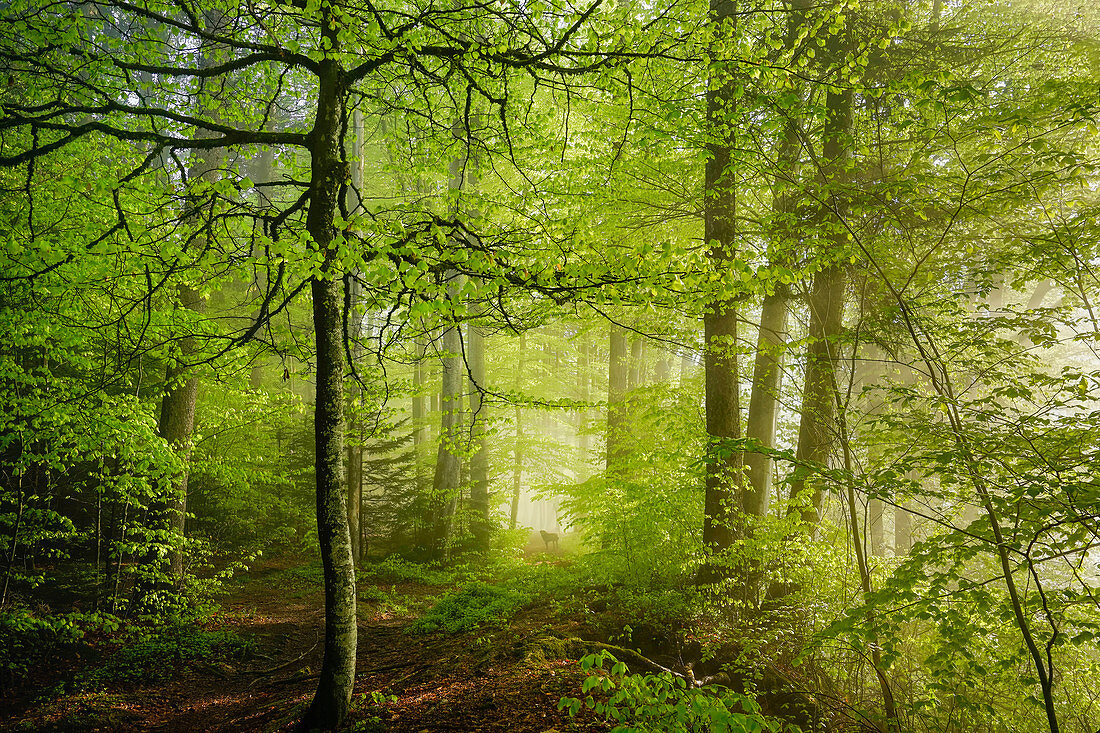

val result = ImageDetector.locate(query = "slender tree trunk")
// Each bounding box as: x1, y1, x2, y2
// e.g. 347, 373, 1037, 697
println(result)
628, 338, 645, 390
301, 10, 357, 727
431, 290, 463, 558
154, 7, 227, 582
837, 407, 899, 732
577, 338, 592, 463
510, 333, 526, 531
742, 87, 801, 515
701, 0, 741, 562
606, 325, 629, 474
0, 478, 23, 608
346, 408, 362, 564
786, 58, 853, 531
868, 497, 884, 557
894, 496, 912, 555
742, 287, 788, 516
468, 324, 490, 552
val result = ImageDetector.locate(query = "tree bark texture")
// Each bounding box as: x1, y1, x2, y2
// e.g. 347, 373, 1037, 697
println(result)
787, 62, 853, 530
431, 293, 462, 558
301, 11, 357, 729
701, 0, 741, 558
157, 285, 203, 580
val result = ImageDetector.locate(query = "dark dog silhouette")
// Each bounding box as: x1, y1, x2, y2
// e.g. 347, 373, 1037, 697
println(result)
540, 530, 559, 551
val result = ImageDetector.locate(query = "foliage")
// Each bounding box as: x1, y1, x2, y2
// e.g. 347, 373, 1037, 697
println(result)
0, 610, 120, 687
80, 617, 255, 688
560, 651, 792, 733
409, 582, 527, 635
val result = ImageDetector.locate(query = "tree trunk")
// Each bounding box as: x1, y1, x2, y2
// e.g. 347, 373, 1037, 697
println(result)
628, 338, 645, 389
701, 0, 740, 561
301, 10, 357, 728
894, 494, 913, 555
157, 284, 203, 580
868, 497, 884, 557
431, 290, 463, 558
510, 333, 526, 531
605, 325, 629, 474
786, 61, 853, 531
742, 287, 788, 516
742, 88, 801, 516
468, 324, 490, 552
345, 280, 363, 564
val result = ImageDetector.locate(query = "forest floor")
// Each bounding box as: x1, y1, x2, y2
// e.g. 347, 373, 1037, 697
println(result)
0, 550, 613, 733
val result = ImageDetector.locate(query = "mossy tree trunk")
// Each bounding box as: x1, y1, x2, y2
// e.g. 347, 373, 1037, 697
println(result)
301, 9, 357, 728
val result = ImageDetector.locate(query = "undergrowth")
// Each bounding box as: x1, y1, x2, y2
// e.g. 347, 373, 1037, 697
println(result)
410, 582, 528, 634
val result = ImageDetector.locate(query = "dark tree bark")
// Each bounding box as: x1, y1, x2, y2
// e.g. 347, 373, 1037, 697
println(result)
300, 12, 357, 728
431, 291, 463, 558
701, 0, 741, 560
157, 286, 203, 580
786, 60, 853, 531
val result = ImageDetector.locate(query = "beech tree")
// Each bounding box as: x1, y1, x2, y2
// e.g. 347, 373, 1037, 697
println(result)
0, 0, 694, 726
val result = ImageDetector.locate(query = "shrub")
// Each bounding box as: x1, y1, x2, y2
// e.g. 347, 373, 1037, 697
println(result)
0, 611, 120, 687
560, 650, 795, 733
81, 619, 254, 687
409, 582, 527, 634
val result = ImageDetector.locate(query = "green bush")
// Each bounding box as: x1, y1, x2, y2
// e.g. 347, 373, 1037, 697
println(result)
81, 619, 254, 687
360, 555, 466, 586
0, 611, 120, 686
560, 650, 794, 733
409, 582, 527, 634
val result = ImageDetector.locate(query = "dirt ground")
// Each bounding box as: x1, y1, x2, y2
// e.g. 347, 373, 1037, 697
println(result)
1, 557, 609, 733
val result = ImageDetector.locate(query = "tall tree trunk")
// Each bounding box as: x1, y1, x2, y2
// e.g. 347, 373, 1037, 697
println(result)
786, 55, 853, 531
628, 338, 645, 389
742, 287, 788, 516
468, 323, 490, 552
156, 21, 224, 577
431, 291, 463, 558
301, 9, 357, 728
742, 91, 801, 515
605, 325, 629, 474
412, 339, 428, 498
510, 333, 526, 530
701, 0, 741, 561
894, 498, 912, 555
345, 270, 363, 564
157, 288, 202, 580
868, 497, 884, 557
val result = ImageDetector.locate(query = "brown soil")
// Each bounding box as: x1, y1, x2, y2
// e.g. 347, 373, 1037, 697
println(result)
0, 561, 609, 733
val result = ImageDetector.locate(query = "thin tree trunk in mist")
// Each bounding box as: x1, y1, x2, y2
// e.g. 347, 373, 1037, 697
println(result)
628, 338, 645, 389
468, 324, 490, 552
787, 61, 853, 533
742, 287, 788, 517
606, 325, 629, 474
431, 296, 462, 559
511, 333, 526, 530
